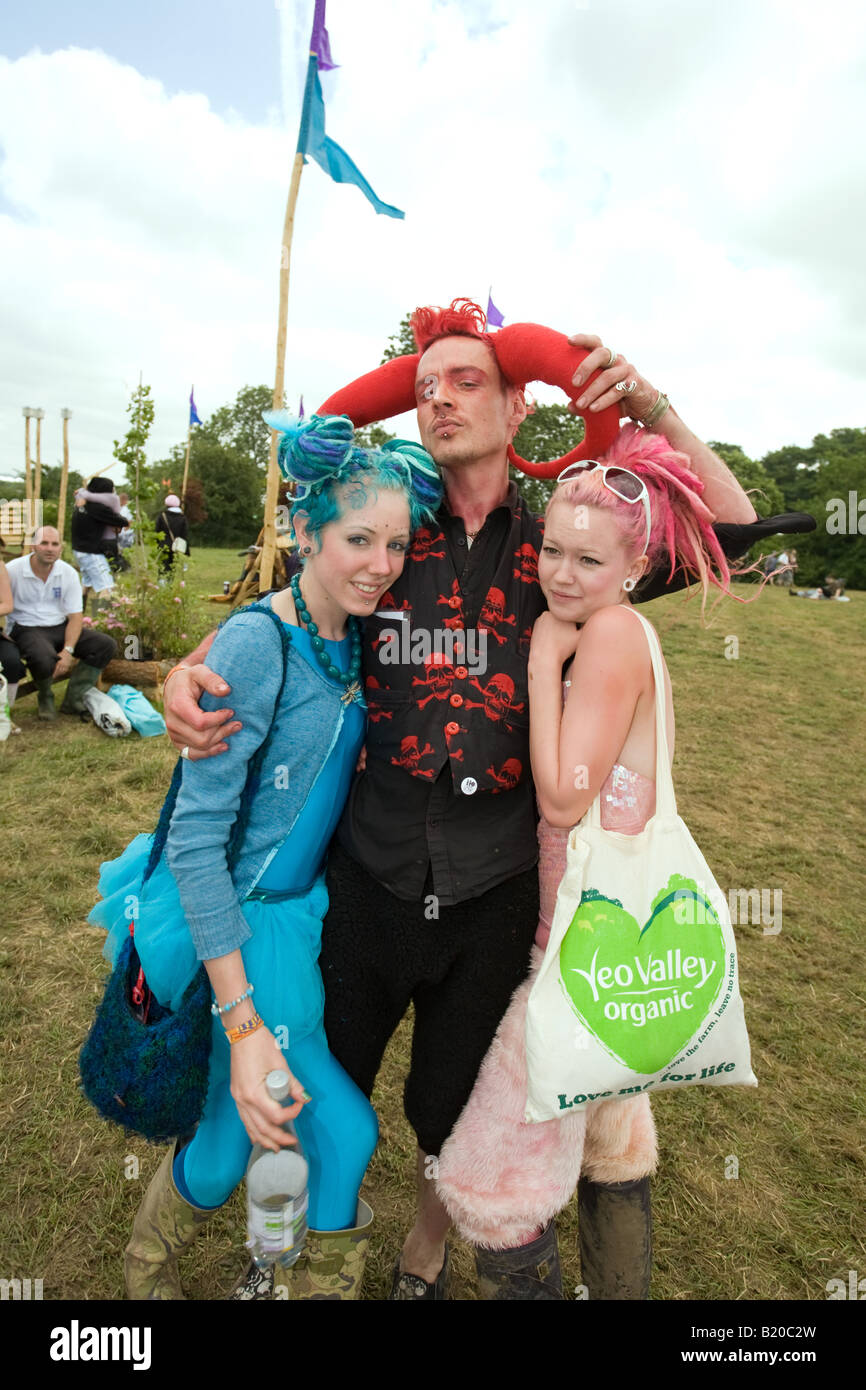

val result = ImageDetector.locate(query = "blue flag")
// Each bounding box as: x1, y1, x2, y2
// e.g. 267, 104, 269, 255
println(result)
297, 53, 404, 219
189, 389, 202, 426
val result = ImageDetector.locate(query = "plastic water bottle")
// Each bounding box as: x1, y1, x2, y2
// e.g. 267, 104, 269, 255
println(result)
246, 1069, 309, 1270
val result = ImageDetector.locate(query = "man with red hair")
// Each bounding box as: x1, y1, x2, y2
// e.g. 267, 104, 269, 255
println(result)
164, 301, 792, 1300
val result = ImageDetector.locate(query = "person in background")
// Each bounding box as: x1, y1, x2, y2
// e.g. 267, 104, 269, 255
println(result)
155, 494, 190, 575
71, 478, 126, 599
0, 557, 25, 733
5, 526, 117, 719
116, 493, 135, 562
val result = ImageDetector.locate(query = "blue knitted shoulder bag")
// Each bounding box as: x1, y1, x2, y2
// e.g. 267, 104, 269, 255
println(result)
79, 602, 292, 1143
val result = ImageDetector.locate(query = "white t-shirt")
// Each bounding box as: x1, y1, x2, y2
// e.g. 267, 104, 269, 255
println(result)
6, 556, 83, 628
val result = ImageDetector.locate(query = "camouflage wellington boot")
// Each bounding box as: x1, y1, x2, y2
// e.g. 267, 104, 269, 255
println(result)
273, 1200, 373, 1301
475, 1221, 563, 1300
577, 1175, 652, 1300
124, 1144, 214, 1300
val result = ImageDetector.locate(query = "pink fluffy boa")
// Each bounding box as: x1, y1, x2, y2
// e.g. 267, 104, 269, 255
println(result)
436, 947, 658, 1249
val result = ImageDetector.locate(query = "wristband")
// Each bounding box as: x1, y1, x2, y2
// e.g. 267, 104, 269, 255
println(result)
226, 1013, 264, 1045
638, 391, 670, 429
163, 663, 189, 691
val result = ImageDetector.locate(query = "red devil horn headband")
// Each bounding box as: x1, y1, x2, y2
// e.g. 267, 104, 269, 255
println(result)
318, 323, 621, 479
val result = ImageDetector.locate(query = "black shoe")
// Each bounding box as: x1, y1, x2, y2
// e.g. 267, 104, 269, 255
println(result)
227, 1261, 274, 1301
389, 1246, 449, 1300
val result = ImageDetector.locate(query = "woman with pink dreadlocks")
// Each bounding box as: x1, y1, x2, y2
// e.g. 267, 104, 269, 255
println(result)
436, 422, 749, 1298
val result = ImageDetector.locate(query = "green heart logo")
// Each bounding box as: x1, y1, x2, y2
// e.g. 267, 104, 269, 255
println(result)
559, 875, 726, 1073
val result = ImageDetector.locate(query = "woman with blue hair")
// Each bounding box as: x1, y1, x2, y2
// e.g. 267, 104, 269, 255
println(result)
88, 413, 442, 1301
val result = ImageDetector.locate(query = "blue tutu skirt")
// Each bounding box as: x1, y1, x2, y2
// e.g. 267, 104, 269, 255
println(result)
88, 834, 327, 1041
88, 837, 379, 1220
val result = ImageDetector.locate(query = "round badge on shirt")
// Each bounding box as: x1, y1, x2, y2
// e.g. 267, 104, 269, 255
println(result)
461, 777, 478, 795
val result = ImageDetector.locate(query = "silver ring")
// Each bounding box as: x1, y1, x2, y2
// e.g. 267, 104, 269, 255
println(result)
180, 745, 191, 761
605, 347, 617, 368
615, 378, 638, 395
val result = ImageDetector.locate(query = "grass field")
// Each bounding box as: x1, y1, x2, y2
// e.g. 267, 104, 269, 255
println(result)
2, 548, 864, 1301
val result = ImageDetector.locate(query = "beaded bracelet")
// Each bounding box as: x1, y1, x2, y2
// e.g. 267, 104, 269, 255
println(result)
225, 1013, 264, 1045
639, 391, 671, 429
211, 983, 255, 1017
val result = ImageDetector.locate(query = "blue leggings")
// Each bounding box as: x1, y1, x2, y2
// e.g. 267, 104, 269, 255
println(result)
173, 884, 378, 1229
178, 1016, 378, 1229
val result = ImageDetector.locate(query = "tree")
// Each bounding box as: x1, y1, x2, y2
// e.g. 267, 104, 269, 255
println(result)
113, 382, 156, 520
787, 431, 866, 588
759, 443, 820, 512
206, 385, 274, 477
707, 443, 785, 518
151, 436, 262, 547
354, 423, 396, 449
381, 314, 417, 363
509, 402, 586, 516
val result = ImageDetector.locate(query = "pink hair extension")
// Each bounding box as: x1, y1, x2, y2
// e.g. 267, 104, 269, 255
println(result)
550, 425, 747, 615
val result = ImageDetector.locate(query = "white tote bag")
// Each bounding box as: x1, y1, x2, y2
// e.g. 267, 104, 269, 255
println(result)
525, 610, 756, 1122
82, 686, 132, 738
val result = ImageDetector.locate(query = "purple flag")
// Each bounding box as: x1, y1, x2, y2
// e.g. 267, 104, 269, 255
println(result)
486, 292, 505, 329
189, 389, 202, 426
310, 0, 338, 71
299, 394, 305, 419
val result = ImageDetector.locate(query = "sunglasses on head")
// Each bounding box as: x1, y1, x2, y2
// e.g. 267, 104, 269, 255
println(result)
556, 459, 652, 554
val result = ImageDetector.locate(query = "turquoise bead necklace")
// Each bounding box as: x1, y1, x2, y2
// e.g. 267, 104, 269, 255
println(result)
289, 572, 363, 705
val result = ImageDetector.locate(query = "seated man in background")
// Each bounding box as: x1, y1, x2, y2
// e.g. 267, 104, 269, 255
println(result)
6, 527, 117, 721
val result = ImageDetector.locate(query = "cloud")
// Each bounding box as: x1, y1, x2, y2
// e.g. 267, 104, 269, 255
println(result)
0, 3, 863, 491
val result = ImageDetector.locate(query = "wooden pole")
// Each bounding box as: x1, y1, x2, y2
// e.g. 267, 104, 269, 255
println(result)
181, 384, 193, 504
34, 410, 44, 502
134, 370, 145, 564
58, 410, 72, 542
24, 413, 32, 506
259, 150, 304, 594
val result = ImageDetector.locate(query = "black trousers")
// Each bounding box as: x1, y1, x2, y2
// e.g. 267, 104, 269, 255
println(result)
322, 841, 539, 1156
10, 623, 117, 680
0, 634, 25, 683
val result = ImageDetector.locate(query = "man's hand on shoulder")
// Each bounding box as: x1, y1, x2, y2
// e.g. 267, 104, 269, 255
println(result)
164, 663, 241, 760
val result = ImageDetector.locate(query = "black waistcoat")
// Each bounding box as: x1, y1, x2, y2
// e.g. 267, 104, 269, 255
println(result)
363, 494, 545, 796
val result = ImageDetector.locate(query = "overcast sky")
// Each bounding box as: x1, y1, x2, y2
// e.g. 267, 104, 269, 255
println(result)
1, 0, 864, 486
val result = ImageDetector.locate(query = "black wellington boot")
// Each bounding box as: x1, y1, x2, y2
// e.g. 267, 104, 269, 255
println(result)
578, 1175, 652, 1300
475, 1221, 563, 1300
35, 676, 58, 721
61, 662, 102, 714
